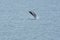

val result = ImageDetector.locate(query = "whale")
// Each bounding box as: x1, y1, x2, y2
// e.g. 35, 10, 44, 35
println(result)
29, 11, 39, 19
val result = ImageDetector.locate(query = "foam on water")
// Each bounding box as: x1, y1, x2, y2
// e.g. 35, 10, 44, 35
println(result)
36, 16, 39, 19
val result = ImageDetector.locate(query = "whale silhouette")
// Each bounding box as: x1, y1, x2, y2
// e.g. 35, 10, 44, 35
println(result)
29, 11, 37, 19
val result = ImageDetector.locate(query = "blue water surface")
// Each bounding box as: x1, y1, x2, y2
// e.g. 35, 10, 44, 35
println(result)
0, 0, 60, 40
